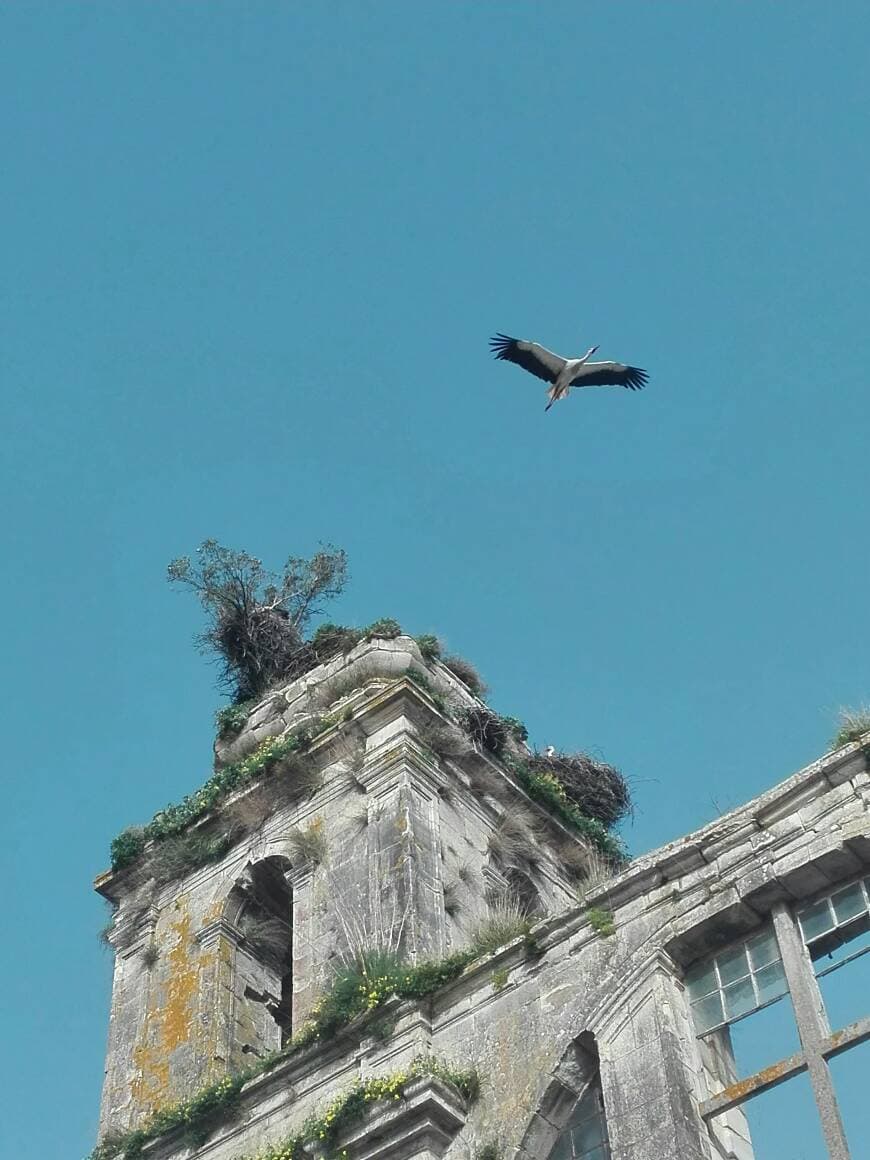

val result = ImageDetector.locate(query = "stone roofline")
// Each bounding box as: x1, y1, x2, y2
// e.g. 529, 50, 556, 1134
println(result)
93, 675, 590, 902
214, 634, 490, 768
95, 629, 868, 909
421, 731, 870, 1005
568, 728, 870, 965
94, 637, 580, 899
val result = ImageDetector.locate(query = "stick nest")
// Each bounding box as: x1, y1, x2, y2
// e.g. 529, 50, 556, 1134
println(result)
528, 751, 630, 827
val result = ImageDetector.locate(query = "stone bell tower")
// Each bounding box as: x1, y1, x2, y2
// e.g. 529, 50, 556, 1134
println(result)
95, 635, 596, 1148
94, 632, 870, 1160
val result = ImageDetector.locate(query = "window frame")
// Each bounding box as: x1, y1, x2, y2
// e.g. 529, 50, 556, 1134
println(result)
547, 1078, 611, 1160
796, 874, 870, 968
686, 883, 870, 1160
685, 924, 789, 1037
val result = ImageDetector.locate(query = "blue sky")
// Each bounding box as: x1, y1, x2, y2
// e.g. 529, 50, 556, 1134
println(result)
2, 4, 868, 1157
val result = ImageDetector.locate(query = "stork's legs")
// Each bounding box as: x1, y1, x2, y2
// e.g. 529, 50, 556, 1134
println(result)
546, 380, 571, 409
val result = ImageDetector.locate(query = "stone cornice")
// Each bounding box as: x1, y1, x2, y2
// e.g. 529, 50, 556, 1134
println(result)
195, 917, 243, 949
582, 734, 870, 918
308, 1075, 468, 1160
359, 731, 449, 799
112, 902, 159, 958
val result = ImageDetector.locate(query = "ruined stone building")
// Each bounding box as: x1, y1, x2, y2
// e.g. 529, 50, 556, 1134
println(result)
95, 636, 870, 1160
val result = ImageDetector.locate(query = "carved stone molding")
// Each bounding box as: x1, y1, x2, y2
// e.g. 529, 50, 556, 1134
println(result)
195, 917, 244, 950
285, 863, 314, 892
114, 902, 160, 959
358, 736, 448, 802
482, 864, 510, 901
306, 1076, 468, 1160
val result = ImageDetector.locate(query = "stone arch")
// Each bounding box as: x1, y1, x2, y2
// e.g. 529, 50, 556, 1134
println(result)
516, 1033, 610, 1160
506, 867, 546, 918
225, 855, 295, 1048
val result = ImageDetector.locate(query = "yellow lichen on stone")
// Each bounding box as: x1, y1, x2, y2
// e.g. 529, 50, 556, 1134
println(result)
130, 899, 217, 1114
161, 906, 200, 1050
131, 1015, 168, 1114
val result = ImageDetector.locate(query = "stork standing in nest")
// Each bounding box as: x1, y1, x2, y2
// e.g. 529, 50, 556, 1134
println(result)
490, 333, 648, 410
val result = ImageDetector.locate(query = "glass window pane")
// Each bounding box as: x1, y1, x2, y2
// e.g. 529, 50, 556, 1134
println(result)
817, 933, 870, 1029
717, 944, 751, 985
747, 928, 779, 970
807, 913, 870, 962
831, 882, 867, 925
694, 991, 725, 1033
573, 1118, 605, 1151
575, 1122, 603, 1150
550, 1086, 609, 1160
799, 898, 834, 942
723, 976, 756, 1021
686, 960, 718, 1000
549, 1131, 574, 1160
566, 1098, 597, 1129
754, 959, 788, 1005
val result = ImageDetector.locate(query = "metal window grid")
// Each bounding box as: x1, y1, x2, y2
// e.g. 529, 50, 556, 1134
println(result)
685, 926, 788, 1035
696, 900, 869, 1160
549, 1084, 610, 1160
797, 876, 870, 962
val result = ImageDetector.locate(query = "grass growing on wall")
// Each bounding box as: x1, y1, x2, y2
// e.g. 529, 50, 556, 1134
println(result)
109, 723, 324, 871
90, 1006, 480, 1160
586, 906, 616, 938
289, 949, 478, 1048
215, 699, 256, 738
90, 1072, 251, 1159
832, 704, 870, 749
505, 758, 627, 864
108, 638, 631, 879
257, 1057, 479, 1159
465, 898, 533, 957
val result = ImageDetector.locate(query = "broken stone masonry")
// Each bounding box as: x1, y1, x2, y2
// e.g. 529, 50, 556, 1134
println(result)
95, 636, 870, 1159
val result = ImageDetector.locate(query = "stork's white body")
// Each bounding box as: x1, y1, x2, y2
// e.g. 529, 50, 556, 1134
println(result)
549, 347, 599, 406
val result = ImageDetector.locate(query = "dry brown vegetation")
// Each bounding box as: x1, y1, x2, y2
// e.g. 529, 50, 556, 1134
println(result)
441, 654, 489, 698
168, 539, 348, 702
833, 705, 870, 749
527, 751, 630, 827
287, 819, 328, 866
486, 810, 541, 871
417, 721, 474, 762
467, 765, 506, 801
465, 895, 532, 956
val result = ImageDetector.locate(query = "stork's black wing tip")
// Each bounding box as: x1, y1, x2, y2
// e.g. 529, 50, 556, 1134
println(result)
489, 332, 517, 360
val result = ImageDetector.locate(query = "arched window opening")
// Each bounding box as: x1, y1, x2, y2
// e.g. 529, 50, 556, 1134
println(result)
506, 868, 545, 919
548, 1081, 610, 1160
238, 858, 293, 1045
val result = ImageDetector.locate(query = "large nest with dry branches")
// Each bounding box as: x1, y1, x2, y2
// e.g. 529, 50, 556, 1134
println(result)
215, 604, 308, 701
528, 751, 630, 828
458, 706, 510, 755
168, 540, 348, 702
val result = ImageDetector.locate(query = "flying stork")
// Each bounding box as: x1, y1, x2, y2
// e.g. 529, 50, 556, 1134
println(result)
489, 333, 648, 410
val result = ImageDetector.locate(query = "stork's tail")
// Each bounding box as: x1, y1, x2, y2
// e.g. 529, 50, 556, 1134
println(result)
545, 383, 563, 411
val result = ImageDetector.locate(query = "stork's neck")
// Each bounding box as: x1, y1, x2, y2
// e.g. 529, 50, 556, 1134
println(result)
579, 345, 598, 363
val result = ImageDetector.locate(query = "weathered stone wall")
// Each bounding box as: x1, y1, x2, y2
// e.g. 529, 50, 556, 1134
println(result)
96, 639, 588, 1139
94, 639, 870, 1159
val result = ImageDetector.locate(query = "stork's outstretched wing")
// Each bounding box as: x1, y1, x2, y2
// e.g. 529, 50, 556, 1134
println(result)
572, 362, 648, 391
489, 333, 567, 384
